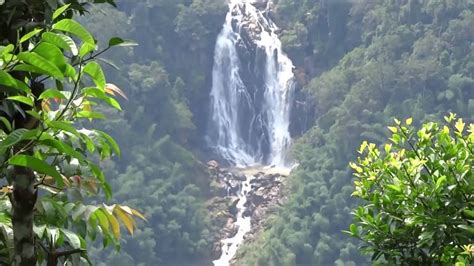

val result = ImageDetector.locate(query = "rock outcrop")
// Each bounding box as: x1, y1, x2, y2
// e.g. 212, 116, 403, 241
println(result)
207, 161, 289, 261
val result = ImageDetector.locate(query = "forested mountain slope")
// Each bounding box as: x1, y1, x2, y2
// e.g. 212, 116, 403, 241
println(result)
238, 0, 474, 265
79, 0, 474, 265
81, 1, 228, 265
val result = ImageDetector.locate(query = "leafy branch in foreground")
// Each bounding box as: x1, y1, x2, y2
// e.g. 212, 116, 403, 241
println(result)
0, 2, 142, 265
347, 114, 474, 265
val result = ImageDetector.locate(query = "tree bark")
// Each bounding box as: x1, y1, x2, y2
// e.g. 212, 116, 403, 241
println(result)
11, 165, 37, 266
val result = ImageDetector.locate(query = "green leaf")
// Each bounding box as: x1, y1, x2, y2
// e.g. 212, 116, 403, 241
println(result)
79, 42, 96, 57
53, 19, 95, 45
458, 224, 474, 234
17, 52, 64, 79
39, 139, 85, 163
83, 62, 106, 90
82, 87, 122, 110
9, 155, 63, 187
38, 89, 67, 100
76, 111, 105, 120
435, 176, 446, 190
53, 4, 71, 20
46, 120, 79, 137
20, 28, 43, 43
0, 117, 12, 132
94, 209, 109, 232
61, 229, 81, 249
42, 32, 78, 56
0, 129, 29, 150
71, 204, 87, 221
90, 164, 111, 200
349, 223, 358, 236
7, 96, 33, 107
33, 42, 66, 71
387, 184, 402, 193
463, 210, 474, 218
108, 37, 138, 47
26, 110, 41, 121
104, 210, 120, 239
0, 70, 20, 89
97, 131, 120, 156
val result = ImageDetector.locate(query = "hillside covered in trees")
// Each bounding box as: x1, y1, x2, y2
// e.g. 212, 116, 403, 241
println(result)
1, 0, 472, 265
84, 0, 474, 265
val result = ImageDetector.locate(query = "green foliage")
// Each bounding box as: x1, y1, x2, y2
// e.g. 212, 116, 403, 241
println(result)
239, 0, 474, 265
76, 1, 227, 264
0, 2, 144, 265
348, 115, 474, 265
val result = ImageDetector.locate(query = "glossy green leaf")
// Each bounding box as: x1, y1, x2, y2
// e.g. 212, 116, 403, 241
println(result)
20, 28, 43, 43
108, 37, 138, 47
42, 32, 78, 56
83, 62, 106, 90
53, 4, 71, 20
97, 130, 120, 156
0, 117, 12, 132
33, 42, 66, 70
47, 121, 79, 137
61, 229, 81, 249
9, 155, 63, 187
463, 210, 474, 219
53, 19, 95, 45
17, 52, 64, 79
7, 96, 34, 107
0, 128, 29, 150
39, 139, 85, 163
94, 209, 109, 233
38, 89, 67, 100
0, 70, 19, 89
76, 111, 105, 120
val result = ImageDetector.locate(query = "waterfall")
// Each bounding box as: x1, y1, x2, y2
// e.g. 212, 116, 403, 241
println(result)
210, 1, 295, 265
207, 0, 295, 167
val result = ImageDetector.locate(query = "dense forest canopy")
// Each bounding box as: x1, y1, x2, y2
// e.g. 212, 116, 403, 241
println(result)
1, 0, 473, 265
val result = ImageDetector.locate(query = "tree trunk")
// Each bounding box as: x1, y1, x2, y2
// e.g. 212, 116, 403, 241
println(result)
11, 165, 37, 266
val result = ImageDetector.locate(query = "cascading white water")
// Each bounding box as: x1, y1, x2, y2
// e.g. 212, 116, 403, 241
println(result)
210, 1, 295, 265
208, 0, 295, 167
213, 174, 253, 266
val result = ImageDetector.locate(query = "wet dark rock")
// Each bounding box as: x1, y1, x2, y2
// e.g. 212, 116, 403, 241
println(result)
249, 0, 268, 10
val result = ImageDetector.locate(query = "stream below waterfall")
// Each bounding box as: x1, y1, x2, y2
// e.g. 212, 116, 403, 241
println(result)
212, 174, 253, 266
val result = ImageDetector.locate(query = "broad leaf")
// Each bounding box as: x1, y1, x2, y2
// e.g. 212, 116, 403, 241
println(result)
7, 96, 34, 107
38, 89, 67, 100
9, 155, 63, 187
17, 52, 64, 79
83, 62, 105, 90
42, 32, 78, 56
33, 42, 66, 71
108, 37, 138, 47
53, 4, 71, 20
53, 19, 95, 45
20, 28, 43, 43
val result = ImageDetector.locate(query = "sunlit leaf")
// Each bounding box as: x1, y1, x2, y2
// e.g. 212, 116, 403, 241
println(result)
83, 62, 105, 90
20, 28, 43, 43
42, 32, 78, 56
52, 4, 71, 20
9, 155, 63, 187
53, 19, 95, 45
7, 96, 33, 107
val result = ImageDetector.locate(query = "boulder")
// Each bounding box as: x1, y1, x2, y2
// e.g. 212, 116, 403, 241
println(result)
249, 0, 268, 10
207, 160, 219, 169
